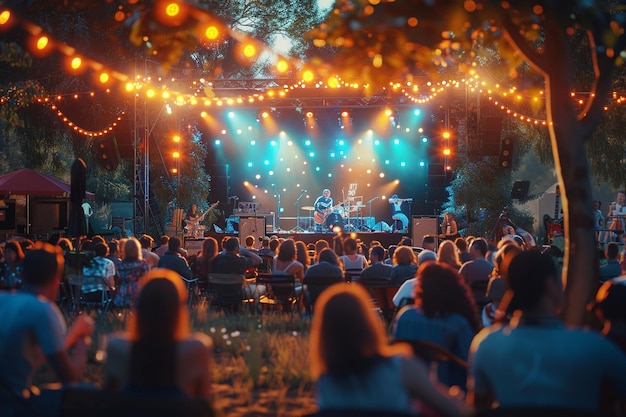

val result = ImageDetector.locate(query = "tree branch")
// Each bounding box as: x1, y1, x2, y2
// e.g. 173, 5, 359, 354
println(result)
500, 12, 550, 76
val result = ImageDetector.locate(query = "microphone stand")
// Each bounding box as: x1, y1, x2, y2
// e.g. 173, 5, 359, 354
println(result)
273, 184, 281, 232
292, 189, 307, 233
366, 196, 378, 231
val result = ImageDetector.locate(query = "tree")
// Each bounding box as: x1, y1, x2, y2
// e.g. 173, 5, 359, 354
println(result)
309, 0, 626, 325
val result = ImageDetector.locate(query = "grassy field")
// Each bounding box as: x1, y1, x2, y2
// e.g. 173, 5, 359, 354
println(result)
38, 304, 318, 417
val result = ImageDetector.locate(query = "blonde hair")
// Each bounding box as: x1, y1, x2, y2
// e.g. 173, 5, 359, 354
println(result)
123, 237, 142, 262
393, 245, 416, 266
437, 240, 461, 268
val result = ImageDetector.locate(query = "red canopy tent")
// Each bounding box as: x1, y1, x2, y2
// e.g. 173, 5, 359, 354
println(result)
0, 168, 94, 234
0, 168, 94, 197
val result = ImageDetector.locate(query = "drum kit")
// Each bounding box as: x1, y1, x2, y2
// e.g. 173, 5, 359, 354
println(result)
302, 201, 368, 232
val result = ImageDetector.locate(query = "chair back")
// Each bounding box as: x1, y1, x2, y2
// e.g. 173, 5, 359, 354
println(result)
344, 268, 362, 283
357, 281, 401, 323
208, 273, 246, 312
302, 275, 343, 312
66, 274, 113, 314
258, 254, 274, 274
256, 274, 298, 311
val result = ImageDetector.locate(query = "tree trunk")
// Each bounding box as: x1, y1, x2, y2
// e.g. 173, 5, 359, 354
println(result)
545, 74, 599, 327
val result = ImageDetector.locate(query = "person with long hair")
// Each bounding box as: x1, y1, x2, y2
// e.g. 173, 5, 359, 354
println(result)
310, 283, 469, 417
273, 239, 305, 282
393, 262, 481, 391
295, 240, 310, 273
437, 240, 462, 270
0, 240, 25, 289
114, 237, 150, 308
192, 237, 219, 280
105, 268, 213, 399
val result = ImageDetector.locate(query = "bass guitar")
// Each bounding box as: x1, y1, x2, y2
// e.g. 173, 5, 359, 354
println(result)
313, 201, 348, 225
184, 201, 219, 229
543, 185, 563, 241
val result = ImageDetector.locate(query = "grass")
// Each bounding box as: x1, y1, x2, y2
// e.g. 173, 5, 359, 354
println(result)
38, 303, 318, 417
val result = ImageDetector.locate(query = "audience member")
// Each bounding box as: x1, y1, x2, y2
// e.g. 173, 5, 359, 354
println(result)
139, 234, 160, 269
191, 237, 219, 281
105, 268, 212, 399
592, 278, 626, 352
273, 239, 305, 283
393, 262, 480, 391
82, 242, 116, 297
114, 238, 150, 308
600, 242, 622, 282
468, 251, 626, 411
244, 235, 257, 252
459, 238, 494, 310
313, 239, 330, 264
338, 237, 368, 271
0, 240, 25, 289
421, 235, 436, 252
455, 237, 471, 264
390, 246, 418, 285
154, 235, 170, 257
157, 236, 192, 280
305, 248, 344, 281
295, 240, 310, 273
437, 240, 462, 270
310, 282, 469, 417
257, 236, 274, 257
359, 246, 392, 283
0, 242, 94, 417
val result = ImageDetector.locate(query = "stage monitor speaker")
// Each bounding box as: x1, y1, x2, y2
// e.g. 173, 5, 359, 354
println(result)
412, 216, 438, 243
184, 238, 204, 257
239, 217, 265, 248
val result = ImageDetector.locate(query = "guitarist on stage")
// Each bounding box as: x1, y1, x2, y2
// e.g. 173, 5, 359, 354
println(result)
606, 190, 626, 243
313, 189, 333, 232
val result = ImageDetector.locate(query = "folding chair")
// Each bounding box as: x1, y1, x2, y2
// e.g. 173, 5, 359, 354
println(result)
256, 274, 299, 313
66, 274, 114, 315
302, 275, 343, 314
207, 273, 255, 313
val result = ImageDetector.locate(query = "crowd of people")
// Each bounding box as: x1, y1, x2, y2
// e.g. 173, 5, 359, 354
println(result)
0, 228, 625, 416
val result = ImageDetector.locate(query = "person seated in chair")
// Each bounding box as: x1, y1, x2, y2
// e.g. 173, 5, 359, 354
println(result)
468, 251, 626, 412
358, 246, 393, 283
105, 269, 213, 400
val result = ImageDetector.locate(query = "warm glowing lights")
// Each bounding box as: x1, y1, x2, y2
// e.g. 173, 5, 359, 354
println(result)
442, 131, 451, 139
99, 72, 110, 84
172, 151, 180, 158
242, 43, 257, 58
173, 135, 181, 143
204, 25, 219, 40
0, 9, 11, 26
70, 57, 82, 70
165, 2, 180, 18
276, 59, 289, 73
443, 148, 451, 156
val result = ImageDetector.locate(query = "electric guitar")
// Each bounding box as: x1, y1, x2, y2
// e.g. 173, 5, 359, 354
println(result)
543, 185, 563, 240
184, 201, 219, 228
313, 201, 348, 224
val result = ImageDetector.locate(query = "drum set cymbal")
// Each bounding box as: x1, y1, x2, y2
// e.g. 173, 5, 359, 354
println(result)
302, 206, 315, 211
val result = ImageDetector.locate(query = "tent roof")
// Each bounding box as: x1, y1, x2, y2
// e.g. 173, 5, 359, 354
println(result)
0, 168, 94, 197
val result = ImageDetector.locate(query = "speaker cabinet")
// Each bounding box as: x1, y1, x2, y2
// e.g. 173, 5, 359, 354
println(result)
239, 217, 266, 248
412, 216, 438, 243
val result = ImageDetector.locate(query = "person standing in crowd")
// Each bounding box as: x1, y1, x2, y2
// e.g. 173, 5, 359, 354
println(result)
313, 189, 333, 232
468, 251, 626, 412
105, 269, 212, 399
0, 242, 94, 417
310, 283, 470, 417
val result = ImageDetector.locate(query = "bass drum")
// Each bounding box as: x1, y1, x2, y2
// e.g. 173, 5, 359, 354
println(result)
333, 206, 349, 218
326, 212, 344, 229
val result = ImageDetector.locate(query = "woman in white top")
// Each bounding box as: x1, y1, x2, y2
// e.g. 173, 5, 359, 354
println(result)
104, 268, 213, 399
273, 239, 305, 282
339, 237, 368, 271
